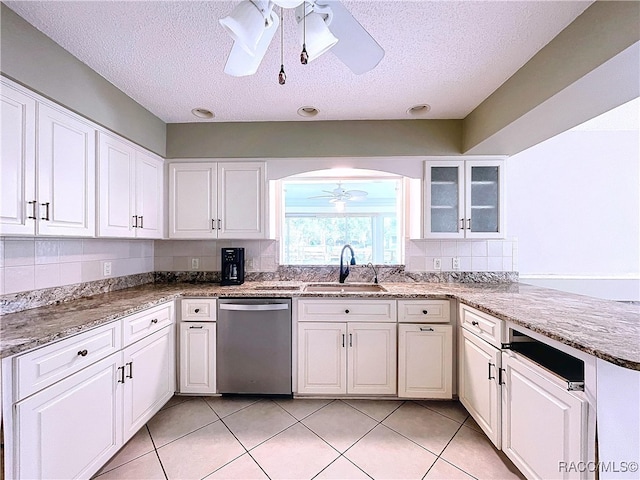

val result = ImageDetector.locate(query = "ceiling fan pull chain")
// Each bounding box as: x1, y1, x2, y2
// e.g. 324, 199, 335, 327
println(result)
300, 4, 308, 64
279, 7, 287, 84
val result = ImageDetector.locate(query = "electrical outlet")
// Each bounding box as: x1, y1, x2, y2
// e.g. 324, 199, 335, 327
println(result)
103, 261, 112, 277
247, 258, 255, 270
452, 257, 460, 270
191, 258, 200, 270
433, 258, 441, 270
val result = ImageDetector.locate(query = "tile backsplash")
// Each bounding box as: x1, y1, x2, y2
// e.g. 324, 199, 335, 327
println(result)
0, 237, 154, 295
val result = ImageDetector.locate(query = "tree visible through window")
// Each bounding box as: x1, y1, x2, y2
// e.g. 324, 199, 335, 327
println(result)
281, 174, 402, 265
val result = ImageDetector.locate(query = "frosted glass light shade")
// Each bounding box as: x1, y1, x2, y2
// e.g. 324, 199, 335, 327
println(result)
299, 11, 339, 62
224, 10, 280, 76
219, 1, 271, 56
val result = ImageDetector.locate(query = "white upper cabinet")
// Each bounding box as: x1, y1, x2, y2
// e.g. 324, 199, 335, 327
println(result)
98, 132, 163, 238
1, 80, 36, 235
1, 78, 97, 237
424, 159, 505, 239
169, 161, 266, 239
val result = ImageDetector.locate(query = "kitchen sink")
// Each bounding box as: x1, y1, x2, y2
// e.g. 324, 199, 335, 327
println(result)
303, 283, 387, 293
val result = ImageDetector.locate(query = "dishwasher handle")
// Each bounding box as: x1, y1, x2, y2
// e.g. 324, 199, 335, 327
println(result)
219, 303, 289, 311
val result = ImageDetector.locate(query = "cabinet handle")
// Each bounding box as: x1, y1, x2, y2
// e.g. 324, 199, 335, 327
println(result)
345, 309, 350, 314
211, 219, 215, 230
194, 308, 200, 313
190, 325, 204, 329
488, 362, 495, 380
77, 349, 88, 357
217, 219, 222, 230
28, 200, 37, 219
419, 327, 434, 332
349, 333, 353, 347
139, 215, 143, 229
498, 368, 506, 385
460, 218, 465, 230
342, 334, 345, 347
126, 361, 133, 379
467, 218, 471, 230
40, 202, 50, 221
151, 318, 158, 324
422, 309, 428, 315
117, 366, 125, 384
471, 320, 479, 326
132, 215, 138, 228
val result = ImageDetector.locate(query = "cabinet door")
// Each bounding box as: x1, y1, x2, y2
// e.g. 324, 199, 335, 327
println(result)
1, 82, 36, 235
98, 132, 136, 237
297, 322, 346, 395
465, 160, 505, 239
37, 103, 96, 237
458, 327, 501, 447
424, 161, 464, 239
169, 163, 217, 238
122, 325, 175, 442
398, 324, 452, 399
15, 353, 122, 480
135, 150, 164, 239
218, 162, 266, 239
179, 322, 216, 394
501, 352, 587, 480
348, 323, 397, 395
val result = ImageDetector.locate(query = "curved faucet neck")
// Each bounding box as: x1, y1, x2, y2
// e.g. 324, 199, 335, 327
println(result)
339, 244, 355, 283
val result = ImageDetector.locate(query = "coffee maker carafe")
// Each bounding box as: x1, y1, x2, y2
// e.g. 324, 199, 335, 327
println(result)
221, 248, 245, 286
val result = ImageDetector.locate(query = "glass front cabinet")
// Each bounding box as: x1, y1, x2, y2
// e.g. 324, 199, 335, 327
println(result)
424, 159, 505, 239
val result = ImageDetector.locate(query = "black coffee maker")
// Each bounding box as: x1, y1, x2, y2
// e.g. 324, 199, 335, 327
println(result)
221, 248, 245, 286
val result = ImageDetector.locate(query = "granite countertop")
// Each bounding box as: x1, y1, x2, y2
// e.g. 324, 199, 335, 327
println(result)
1, 281, 638, 370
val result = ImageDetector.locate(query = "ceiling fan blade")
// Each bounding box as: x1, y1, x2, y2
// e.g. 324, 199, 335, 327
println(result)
223, 10, 279, 77
317, 0, 384, 75
307, 194, 336, 199
345, 190, 368, 197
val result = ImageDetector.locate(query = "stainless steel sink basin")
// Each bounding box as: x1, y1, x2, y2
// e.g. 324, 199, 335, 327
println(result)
303, 283, 387, 293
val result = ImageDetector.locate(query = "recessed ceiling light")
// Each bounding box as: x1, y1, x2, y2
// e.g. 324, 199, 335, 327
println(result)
191, 108, 214, 119
407, 104, 431, 116
297, 106, 319, 118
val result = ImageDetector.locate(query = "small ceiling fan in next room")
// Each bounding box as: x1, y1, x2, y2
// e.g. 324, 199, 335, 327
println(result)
308, 183, 369, 211
219, 0, 384, 80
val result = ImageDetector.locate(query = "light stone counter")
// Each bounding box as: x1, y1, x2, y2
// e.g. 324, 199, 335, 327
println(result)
1, 281, 638, 370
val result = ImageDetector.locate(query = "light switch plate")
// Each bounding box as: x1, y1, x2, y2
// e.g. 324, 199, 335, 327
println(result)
433, 258, 441, 270
452, 257, 460, 270
191, 258, 200, 270
103, 261, 112, 277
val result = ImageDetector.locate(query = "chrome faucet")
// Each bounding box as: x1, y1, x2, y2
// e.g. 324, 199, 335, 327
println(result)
366, 262, 379, 284
339, 244, 356, 283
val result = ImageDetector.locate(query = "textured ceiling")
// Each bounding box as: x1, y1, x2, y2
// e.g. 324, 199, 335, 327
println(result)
5, 1, 593, 123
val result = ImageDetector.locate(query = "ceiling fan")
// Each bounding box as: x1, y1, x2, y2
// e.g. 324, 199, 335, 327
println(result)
308, 183, 369, 203
219, 0, 384, 78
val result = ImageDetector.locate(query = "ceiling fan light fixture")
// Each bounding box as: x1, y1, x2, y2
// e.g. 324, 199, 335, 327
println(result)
407, 104, 432, 116
297, 10, 338, 62
297, 106, 319, 117
191, 108, 214, 119
219, 0, 274, 56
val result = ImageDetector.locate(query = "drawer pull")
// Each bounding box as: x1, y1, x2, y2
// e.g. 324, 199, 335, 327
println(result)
190, 325, 204, 329
77, 349, 88, 357
194, 308, 200, 313
471, 320, 479, 326
151, 318, 159, 324
422, 310, 428, 315
345, 309, 350, 314
420, 327, 434, 332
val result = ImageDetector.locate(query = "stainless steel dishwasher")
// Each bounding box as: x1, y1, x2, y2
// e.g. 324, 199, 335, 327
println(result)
216, 298, 292, 395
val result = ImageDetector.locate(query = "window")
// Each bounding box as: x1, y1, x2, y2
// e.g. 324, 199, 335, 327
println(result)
280, 171, 404, 265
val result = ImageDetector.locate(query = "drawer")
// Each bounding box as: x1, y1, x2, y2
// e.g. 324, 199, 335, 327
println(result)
297, 299, 397, 322
398, 300, 450, 323
181, 298, 217, 321
460, 303, 503, 348
122, 302, 174, 346
14, 320, 122, 402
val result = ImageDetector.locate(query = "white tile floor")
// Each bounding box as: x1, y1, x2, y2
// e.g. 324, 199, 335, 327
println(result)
94, 396, 525, 480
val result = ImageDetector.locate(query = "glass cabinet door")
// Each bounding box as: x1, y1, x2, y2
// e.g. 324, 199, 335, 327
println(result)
424, 161, 464, 238
465, 161, 504, 238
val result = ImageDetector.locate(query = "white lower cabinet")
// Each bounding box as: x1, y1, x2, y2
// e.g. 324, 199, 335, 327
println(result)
398, 324, 452, 399
15, 353, 121, 480
10, 303, 176, 480
501, 351, 587, 480
179, 322, 216, 394
458, 326, 502, 447
297, 322, 396, 395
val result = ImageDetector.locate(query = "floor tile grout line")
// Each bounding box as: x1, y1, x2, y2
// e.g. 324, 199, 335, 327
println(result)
422, 416, 480, 480
146, 424, 170, 480
412, 400, 471, 424
339, 398, 406, 423
202, 396, 263, 420
426, 455, 480, 480
310, 453, 374, 480
149, 417, 221, 450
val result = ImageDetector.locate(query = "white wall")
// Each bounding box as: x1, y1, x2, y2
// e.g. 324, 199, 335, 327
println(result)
507, 98, 639, 300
